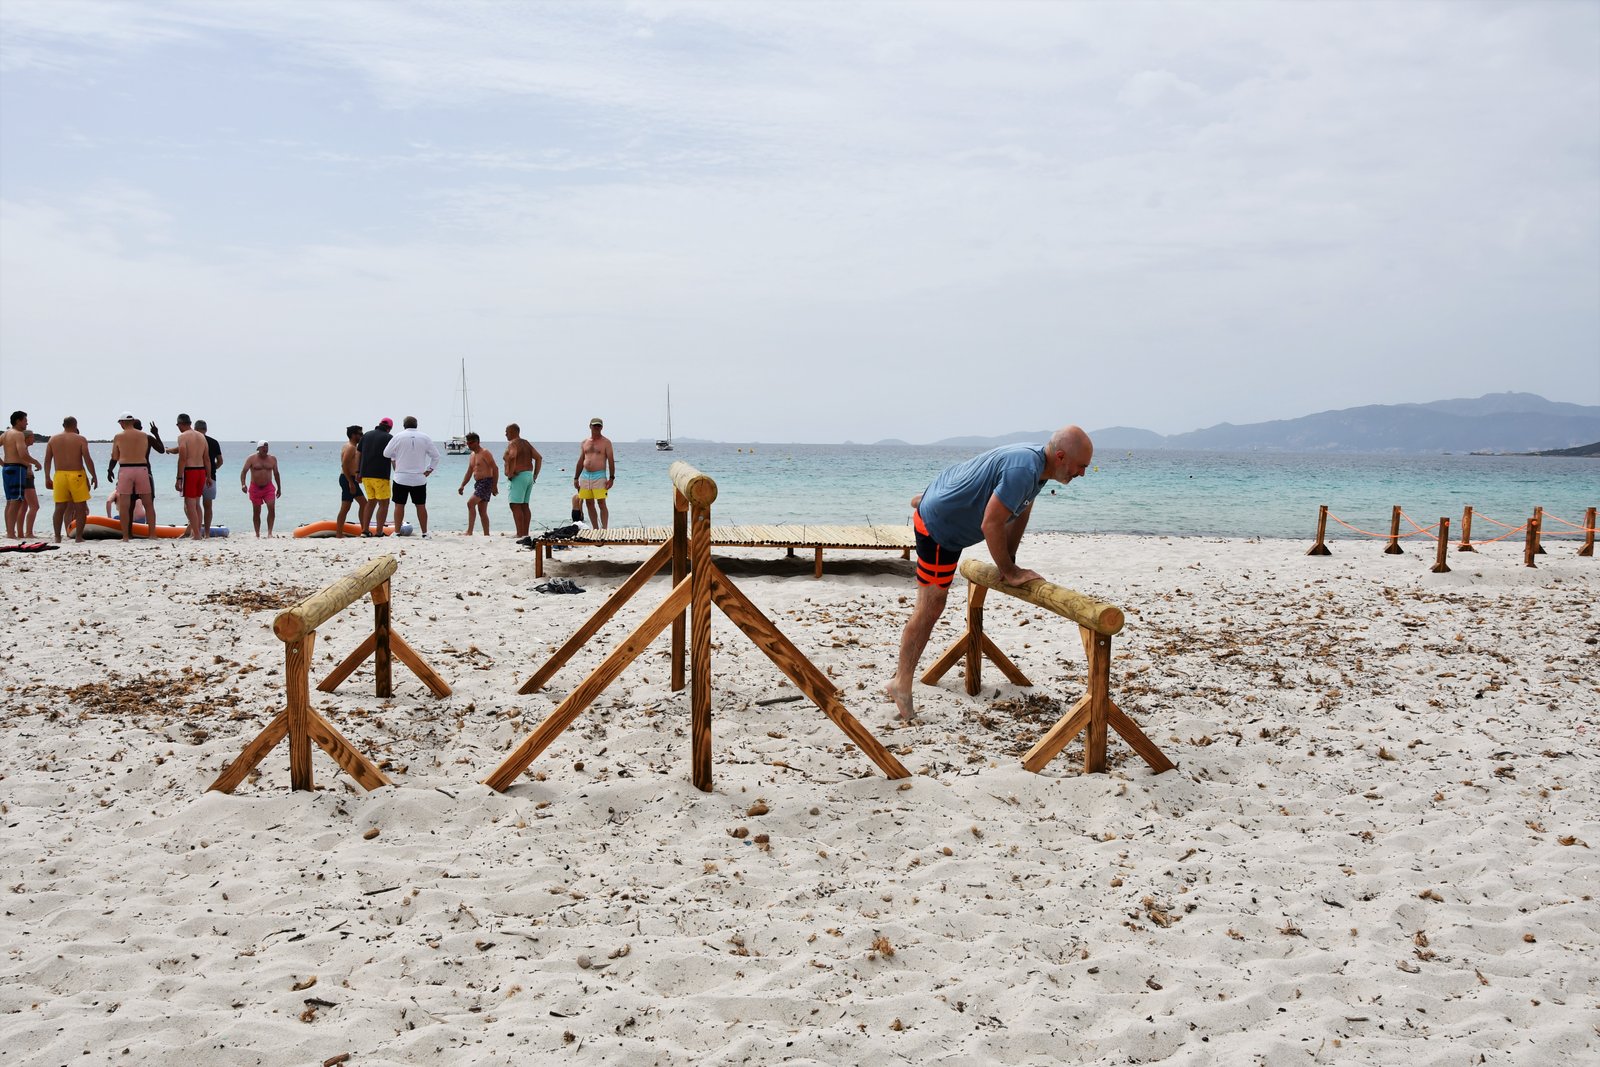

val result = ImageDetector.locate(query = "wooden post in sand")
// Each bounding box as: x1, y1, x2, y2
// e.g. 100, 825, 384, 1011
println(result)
1532, 506, 1546, 555
922, 560, 1173, 777
1456, 506, 1475, 552
487, 462, 909, 793
1384, 505, 1404, 554
210, 556, 450, 794
1307, 505, 1332, 556
1580, 507, 1596, 558
1430, 518, 1451, 574
1524, 513, 1541, 569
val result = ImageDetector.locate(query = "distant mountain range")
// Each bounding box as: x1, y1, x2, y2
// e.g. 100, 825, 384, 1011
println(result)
892, 393, 1600, 455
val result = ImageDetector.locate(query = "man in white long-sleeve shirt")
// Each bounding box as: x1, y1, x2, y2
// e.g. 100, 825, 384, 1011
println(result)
383, 415, 442, 538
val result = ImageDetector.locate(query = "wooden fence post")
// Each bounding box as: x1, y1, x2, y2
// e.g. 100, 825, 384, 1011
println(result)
1307, 505, 1332, 556
1524, 513, 1540, 568
1580, 507, 1596, 558
1456, 506, 1475, 552
1532, 506, 1546, 555
1431, 518, 1451, 574
1384, 505, 1404, 554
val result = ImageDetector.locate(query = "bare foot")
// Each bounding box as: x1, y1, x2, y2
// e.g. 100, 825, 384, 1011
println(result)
884, 681, 914, 722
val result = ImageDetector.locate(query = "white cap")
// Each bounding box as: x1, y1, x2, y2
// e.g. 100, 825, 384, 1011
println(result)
118, 411, 135, 421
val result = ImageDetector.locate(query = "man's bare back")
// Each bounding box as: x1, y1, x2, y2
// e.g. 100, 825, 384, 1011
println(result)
504, 437, 535, 477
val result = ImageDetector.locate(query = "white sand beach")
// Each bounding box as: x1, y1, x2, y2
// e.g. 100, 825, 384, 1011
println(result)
2, 531, 1595, 1065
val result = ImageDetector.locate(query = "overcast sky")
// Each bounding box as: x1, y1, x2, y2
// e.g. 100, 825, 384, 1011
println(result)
2, 0, 1596, 443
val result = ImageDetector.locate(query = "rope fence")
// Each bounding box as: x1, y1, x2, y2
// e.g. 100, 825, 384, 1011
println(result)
1307, 504, 1596, 570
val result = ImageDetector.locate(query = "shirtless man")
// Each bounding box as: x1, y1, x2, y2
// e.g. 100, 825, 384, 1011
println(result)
43, 416, 98, 543
110, 412, 158, 540
573, 417, 616, 529
2, 411, 31, 539
503, 423, 542, 539
336, 425, 364, 536
173, 413, 212, 539
195, 420, 223, 533
20, 430, 45, 538
240, 441, 283, 537
458, 433, 499, 535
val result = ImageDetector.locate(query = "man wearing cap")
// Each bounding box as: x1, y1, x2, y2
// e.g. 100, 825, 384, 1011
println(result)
357, 417, 395, 536
240, 440, 282, 537
174, 413, 212, 539
110, 412, 159, 540
574, 416, 616, 529
383, 415, 441, 538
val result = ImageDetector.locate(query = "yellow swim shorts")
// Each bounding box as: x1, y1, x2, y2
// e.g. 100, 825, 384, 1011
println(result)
362, 477, 392, 501
52, 470, 90, 504
577, 470, 608, 500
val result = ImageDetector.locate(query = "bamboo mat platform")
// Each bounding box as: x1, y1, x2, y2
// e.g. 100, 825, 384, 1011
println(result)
531, 523, 914, 578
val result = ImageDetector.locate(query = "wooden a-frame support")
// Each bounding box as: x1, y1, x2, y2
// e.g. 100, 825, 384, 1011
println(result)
922, 560, 1174, 777
210, 556, 451, 794
485, 463, 909, 793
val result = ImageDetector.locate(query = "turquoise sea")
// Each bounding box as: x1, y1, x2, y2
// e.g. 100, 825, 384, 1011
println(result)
70, 441, 1596, 543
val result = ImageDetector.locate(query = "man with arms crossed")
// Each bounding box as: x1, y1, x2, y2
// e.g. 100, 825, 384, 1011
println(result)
173, 413, 212, 539
110, 412, 159, 541
357, 417, 394, 536
503, 423, 542, 539
458, 433, 499, 535
240, 441, 283, 537
383, 415, 441, 538
195, 420, 223, 534
336, 425, 364, 536
574, 417, 616, 530
2, 411, 32, 539
43, 417, 98, 543
885, 425, 1094, 722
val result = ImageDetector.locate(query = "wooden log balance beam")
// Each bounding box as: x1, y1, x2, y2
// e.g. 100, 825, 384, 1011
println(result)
485, 461, 909, 793
923, 559, 1174, 777
210, 555, 450, 794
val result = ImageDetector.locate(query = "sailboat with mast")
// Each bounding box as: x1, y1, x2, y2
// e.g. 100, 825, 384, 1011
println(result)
446, 360, 471, 455
656, 386, 674, 452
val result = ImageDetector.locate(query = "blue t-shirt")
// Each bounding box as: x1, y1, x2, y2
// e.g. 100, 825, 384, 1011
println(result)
917, 443, 1047, 550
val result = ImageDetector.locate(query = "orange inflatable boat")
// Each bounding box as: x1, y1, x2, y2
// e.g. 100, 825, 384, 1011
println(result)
74, 515, 228, 539
292, 520, 414, 538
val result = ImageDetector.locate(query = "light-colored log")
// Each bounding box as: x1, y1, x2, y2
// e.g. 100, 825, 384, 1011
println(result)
274, 556, 398, 643
668, 461, 718, 509
959, 560, 1124, 636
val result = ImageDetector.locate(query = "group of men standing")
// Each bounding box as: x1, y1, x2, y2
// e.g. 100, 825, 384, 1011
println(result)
334, 416, 612, 539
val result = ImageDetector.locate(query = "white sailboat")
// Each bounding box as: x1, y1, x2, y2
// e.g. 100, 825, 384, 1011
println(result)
655, 385, 674, 451
446, 360, 471, 455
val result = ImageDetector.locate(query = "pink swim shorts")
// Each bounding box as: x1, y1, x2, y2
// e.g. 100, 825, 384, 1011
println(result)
116, 465, 153, 498
248, 483, 277, 505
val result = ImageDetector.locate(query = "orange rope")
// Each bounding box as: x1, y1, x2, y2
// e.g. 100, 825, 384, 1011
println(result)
1473, 512, 1520, 530
1398, 510, 1442, 541
1473, 522, 1530, 545
1326, 513, 1394, 538
1541, 512, 1598, 533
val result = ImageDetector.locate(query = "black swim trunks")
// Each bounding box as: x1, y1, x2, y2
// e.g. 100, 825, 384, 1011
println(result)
913, 509, 960, 588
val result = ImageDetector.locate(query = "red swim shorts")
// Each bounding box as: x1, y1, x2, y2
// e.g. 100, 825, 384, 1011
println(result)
182, 467, 208, 499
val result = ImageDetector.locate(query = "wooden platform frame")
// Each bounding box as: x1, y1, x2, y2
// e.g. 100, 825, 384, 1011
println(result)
922, 559, 1174, 777
486, 463, 909, 793
531, 524, 913, 578
210, 556, 451, 794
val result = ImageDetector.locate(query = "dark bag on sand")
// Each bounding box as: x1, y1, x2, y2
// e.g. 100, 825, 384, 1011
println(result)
535, 578, 584, 595
545, 524, 581, 540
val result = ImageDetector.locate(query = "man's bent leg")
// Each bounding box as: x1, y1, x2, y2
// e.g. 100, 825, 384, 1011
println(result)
886, 583, 949, 721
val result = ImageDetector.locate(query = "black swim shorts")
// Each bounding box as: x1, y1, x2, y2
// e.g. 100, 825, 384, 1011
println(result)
913, 509, 960, 588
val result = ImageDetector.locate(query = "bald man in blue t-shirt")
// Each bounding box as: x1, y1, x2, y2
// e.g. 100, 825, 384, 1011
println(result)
886, 425, 1094, 721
